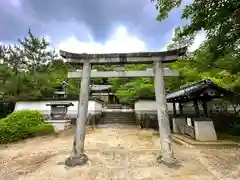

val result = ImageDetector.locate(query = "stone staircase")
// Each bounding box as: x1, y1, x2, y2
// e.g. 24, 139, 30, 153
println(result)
99, 104, 136, 124
105, 104, 123, 109
99, 111, 136, 124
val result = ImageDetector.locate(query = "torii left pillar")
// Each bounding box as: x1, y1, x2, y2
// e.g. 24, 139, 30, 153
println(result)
154, 60, 175, 164
65, 61, 91, 167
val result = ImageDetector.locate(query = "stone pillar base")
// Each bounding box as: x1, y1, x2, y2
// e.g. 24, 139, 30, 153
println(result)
65, 154, 88, 167
157, 154, 176, 166
194, 120, 217, 141
172, 117, 186, 133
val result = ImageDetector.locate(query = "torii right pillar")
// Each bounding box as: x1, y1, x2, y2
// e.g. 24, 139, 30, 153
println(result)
154, 60, 175, 164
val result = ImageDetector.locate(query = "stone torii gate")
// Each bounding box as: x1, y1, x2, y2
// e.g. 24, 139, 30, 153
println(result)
60, 47, 187, 167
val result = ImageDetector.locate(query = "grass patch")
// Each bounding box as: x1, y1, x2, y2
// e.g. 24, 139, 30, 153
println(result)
217, 133, 240, 142
152, 132, 160, 136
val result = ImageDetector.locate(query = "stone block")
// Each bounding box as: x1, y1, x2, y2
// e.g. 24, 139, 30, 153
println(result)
194, 120, 217, 141
172, 117, 186, 133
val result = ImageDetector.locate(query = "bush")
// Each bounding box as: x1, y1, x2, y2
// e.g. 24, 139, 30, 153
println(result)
0, 110, 54, 144
229, 123, 240, 136
0, 101, 15, 119
27, 124, 54, 137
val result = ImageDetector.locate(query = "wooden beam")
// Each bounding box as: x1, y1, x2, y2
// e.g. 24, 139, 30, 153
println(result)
68, 68, 179, 78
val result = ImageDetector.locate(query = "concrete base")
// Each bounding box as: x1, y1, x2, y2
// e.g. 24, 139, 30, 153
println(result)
64, 154, 88, 167
157, 154, 176, 165
194, 121, 217, 141
45, 120, 71, 132
135, 113, 141, 125
172, 117, 186, 133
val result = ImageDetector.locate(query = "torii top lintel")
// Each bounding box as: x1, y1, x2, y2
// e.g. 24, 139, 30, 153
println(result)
59, 47, 187, 65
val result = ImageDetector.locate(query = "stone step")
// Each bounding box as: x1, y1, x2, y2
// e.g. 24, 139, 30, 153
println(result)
103, 109, 134, 112
101, 116, 135, 119
104, 112, 134, 115
103, 112, 134, 115
102, 120, 135, 122
44, 120, 71, 124
102, 119, 135, 122
102, 117, 135, 120
99, 111, 136, 124
103, 121, 135, 123
105, 104, 122, 109
103, 119, 135, 121
99, 121, 136, 124
102, 119, 134, 122
100, 119, 136, 123
103, 116, 134, 119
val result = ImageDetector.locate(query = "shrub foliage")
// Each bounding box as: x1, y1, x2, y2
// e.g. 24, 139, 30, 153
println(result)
0, 110, 54, 144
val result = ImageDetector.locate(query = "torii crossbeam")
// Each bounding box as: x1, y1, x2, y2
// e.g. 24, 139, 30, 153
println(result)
68, 68, 179, 78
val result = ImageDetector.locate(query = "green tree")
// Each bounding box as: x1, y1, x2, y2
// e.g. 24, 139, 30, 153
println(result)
0, 29, 72, 101
19, 29, 57, 72
1, 45, 26, 74
152, 0, 240, 56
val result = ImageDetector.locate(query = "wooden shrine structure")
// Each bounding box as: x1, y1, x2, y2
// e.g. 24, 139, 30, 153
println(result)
167, 79, 231, 141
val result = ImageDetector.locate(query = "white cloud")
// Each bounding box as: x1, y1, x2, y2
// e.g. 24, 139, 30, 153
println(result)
57, 26, 146, 54
9, 0, 21, 8
189, 30, 206, 51
161, 28, 206, 52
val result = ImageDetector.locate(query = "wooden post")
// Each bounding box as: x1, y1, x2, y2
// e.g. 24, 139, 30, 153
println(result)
193, 100, 200, 117
173, 103, 177, 117
92, 115, 96, 130
154, 60, 174, 164
179, 103, 183, 115
202, 100, 208, 117
65, 61, 91, 167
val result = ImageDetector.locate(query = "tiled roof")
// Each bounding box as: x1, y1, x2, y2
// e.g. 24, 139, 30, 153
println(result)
166, 79, 230, 102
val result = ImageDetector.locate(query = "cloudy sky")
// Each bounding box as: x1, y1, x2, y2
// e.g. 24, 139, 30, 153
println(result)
0, 0, 205, 53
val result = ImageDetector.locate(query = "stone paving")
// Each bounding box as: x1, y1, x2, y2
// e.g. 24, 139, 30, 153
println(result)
0, 125, 240, 180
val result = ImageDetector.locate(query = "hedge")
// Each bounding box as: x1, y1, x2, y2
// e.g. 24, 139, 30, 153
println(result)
229, 123, 240, 136
0, 101, 15, 119
0, 110, 54, 144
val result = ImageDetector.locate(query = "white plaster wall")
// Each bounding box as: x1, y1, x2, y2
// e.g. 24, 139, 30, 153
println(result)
134, 100, 179, 113
14, 100, 103, 117
14, 101, 51, 115
14, 100, 103, 132
67, 100, 98, 116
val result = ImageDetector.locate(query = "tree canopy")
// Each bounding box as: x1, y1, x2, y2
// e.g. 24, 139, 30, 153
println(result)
0, 29, 78, 101
152, 0, 240, 56
0, 9, 239, 106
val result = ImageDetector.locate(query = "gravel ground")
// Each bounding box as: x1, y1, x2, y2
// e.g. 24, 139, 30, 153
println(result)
0, 124, 240, 180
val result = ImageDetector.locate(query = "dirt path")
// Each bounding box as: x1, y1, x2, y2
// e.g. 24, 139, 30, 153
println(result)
0, 125, 240, 180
